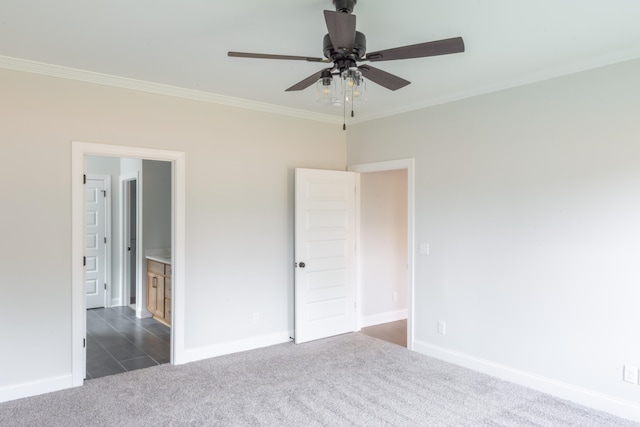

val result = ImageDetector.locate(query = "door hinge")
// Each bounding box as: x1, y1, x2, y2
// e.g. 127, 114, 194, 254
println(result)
83, 256, 86, 266
83, 338, 86, 348
83, 174, 86, 184
102, 190, 107, 198
104, 283, 107, 290
104, 237, 107, 244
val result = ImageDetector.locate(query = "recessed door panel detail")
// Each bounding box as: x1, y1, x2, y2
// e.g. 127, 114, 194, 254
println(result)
85, 278, 99, 295
305, 180, 349, 201
86, 187, 98, 204
307, 298, 348, 321
86, 211, 98, 227
307, 269, 347, 291
305, 211, 348, 230
305, 240, 347, 259
86, 233, 98, 250
85, 255, 98, 273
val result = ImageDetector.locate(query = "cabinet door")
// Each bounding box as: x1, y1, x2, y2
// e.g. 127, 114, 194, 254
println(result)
164, 299, 172, 325
154, 275, 165, 318
147, 272, 158, 314
147, 272, 165, 317
164, 276, 172, 325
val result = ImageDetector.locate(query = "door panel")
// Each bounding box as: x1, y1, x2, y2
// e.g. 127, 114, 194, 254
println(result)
86, 177, 107, 309
294, 168, 357, 344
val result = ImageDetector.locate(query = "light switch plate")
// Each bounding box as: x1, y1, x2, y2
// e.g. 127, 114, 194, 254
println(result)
623, 365, 638, 384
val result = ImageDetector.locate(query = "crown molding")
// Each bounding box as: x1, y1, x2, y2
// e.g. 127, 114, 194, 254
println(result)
0, 55, 342, 125
351, 47, 640, 124
4, 48, 640, 127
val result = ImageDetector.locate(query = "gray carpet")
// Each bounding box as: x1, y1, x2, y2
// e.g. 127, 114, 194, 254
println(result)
0, 333, 636, 426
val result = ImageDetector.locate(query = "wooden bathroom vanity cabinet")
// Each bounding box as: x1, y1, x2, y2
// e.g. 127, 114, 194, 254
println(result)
146, 259, 172, 326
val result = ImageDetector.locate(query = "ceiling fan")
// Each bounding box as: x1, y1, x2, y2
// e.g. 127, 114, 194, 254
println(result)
228, 0, 465, 94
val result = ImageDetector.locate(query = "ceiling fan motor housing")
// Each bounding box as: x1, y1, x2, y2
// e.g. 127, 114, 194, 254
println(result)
323, 31, 366, 63
333, 0, 356, 13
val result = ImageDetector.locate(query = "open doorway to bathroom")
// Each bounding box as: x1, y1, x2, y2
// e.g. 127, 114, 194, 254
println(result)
72, 141, 185, 388
84, 155, 171, 379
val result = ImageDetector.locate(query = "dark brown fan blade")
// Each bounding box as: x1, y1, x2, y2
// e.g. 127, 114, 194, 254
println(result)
358, 65, 410, 91
285, 70, 327, 92
324, 10, 356, 52
365, 37, 465, 62
228, 51, 329, 63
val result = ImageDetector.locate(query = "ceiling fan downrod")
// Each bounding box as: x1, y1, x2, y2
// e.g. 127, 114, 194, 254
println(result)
333, 0, 356, 14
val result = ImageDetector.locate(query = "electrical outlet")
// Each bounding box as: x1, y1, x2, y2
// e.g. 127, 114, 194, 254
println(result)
419, 243, 430, 255
252, 312, 261, 325
623, 365, 638, 384
438, 320, 446, 335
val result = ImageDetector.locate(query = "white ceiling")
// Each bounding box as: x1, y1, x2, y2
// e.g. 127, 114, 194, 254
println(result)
1, 0, 640, 123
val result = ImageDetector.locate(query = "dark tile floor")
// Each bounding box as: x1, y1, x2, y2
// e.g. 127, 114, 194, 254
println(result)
86, 306, 170, 379
361, 319, 407, 347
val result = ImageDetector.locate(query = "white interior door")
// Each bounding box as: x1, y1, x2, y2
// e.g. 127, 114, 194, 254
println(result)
294, 168, 357, 344
86, 176, 107, 309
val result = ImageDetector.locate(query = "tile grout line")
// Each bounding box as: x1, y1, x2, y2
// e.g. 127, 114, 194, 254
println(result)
86, 307, 170, 378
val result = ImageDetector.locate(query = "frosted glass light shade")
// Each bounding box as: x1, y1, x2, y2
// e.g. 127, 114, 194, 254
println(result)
341, 67, 366, 103
316, 71, 337, 103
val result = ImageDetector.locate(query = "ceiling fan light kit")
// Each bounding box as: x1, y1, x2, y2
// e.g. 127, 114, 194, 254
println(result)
228, 0, 464, 128
316, 70, 338, 103
342, 67, 366, 104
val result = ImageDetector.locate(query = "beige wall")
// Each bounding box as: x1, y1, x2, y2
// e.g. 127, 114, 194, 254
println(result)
347, 58, 640, 413
0, 68, 346, 393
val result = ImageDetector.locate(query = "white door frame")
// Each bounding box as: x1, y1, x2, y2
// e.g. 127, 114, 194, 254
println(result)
72, 141, 186, 387
120, 172, 139, 311
85, 174, 112, 308
348, 158, 415, 350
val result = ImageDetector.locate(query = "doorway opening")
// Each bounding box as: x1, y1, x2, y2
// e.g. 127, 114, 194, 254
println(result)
122, 175, 137, 308
359, 169, 408, 347
72, 142, 186, 387
84, 156, 171, 379
349, 159, 415, 350
361, 319, 408, 347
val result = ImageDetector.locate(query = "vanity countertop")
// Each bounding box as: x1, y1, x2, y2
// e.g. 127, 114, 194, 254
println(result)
146, 247, 171, 265
146, 255, 171, 265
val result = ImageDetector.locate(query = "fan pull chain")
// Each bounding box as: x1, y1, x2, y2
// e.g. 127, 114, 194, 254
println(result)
343, 92, 347, 130
342, 92, 357, 130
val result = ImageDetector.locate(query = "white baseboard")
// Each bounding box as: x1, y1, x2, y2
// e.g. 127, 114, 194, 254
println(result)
360, 309, 408, 328
0, 374, 74, 403
413, 340, 640, 423
110, 298, 121, 307
181, 331, 291, 364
